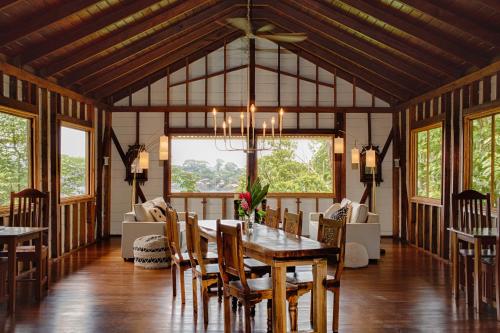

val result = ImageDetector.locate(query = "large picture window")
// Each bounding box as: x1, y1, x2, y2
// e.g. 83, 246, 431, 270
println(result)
413, 125, 442, 200
257, 136, 333, 193
467, 111, 499, 205
171, 136, 246, 192
0, 111, 33, 206
60, 125, 90, 198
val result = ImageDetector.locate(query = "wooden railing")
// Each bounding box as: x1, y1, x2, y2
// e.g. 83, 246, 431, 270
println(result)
409, 198, 444, 257
59, 196, 96, 256
168, 192, 336, 220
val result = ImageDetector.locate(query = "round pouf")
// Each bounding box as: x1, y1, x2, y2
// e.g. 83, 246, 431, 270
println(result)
133, 235, 171, 269
344, 242, 369, 268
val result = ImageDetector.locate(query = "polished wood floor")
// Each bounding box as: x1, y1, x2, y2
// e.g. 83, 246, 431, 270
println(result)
0, 238, 499, 332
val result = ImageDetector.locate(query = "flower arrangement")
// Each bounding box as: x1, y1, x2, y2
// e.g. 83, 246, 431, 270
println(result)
238, 177, 269, 223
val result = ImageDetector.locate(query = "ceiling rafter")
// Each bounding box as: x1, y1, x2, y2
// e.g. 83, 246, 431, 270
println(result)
80, 25, 235, 94
339, 0, 492, 68
93, 29, 242, 99
256, 13, 420, 96
286, 0, 462, 78
0, 0, 98, 46
15, 0, 163, 65
399, 0, 500, 47
41, 0, 223, 78
0, 0, 18, 11
60, 5, 245, 87
258, 2, 441, 87
475, 0, 500, 12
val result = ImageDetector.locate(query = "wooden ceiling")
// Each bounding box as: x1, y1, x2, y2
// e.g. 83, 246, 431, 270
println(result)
1, 0, 499, 105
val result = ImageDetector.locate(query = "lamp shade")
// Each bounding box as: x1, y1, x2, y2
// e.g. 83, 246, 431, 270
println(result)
159, 135, 169, 160
139, 150, 149, 169
334, 137, 344, 154
351, 147, 360, 164
366, 148, 376, 168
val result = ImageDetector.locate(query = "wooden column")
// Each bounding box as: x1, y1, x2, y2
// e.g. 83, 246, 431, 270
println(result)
95, 108, 104, 240
247, 38, 257, 183
451, 89, 461, 230
441, 92, 452, 259
40, 88, 49, 193
400, 109, 408, 242
103, 111, 112, 238
392, 110, 401, 239
335, 113, 346, 200
49, 92, 61, 258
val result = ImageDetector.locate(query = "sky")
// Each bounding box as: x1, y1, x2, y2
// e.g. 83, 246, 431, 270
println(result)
60, 126, 87, 157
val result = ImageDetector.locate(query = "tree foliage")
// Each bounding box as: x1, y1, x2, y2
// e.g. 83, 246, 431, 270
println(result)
60, 155, 87, 197
416, 127, 442, 199
0, 112, 30, 205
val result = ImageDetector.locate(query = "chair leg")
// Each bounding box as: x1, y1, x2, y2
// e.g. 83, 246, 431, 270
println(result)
202, 283, 209, 328
217, 275, 223, 303
310, 291, 314, 326
244, 303, 252, 333
171, 264, 177, 297
267, 299, 272, 333
180, 267, 186, 304
465, 256, 474, 306
333, 288, 340, 333
288, 295, 298, 333
224, 292, 231, 333
192, 272, 198, 314
232, 297, 238, 311
45, 256, 50, 290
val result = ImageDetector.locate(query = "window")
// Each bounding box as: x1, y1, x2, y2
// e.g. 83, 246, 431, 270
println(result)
257, 136, 333, 193
413, 125, 442, 200
171, 136, 246, 192
467, 111, 499, 205
0, 111, 32, 206
60, 126, 89, 198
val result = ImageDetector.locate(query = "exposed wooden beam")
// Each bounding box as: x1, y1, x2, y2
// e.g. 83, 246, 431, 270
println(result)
0, 0, 18, 11
110, 106, 393, 113
0, 95, 37, 114
400, 0, 500, 48
264, 1, 442, 86
16, 0, 161, 65
93, 30, 241, 99
476, 0, 500, 12
257, 12, 425, 95
0, 0, 98, 46
287, 0, 461, 78
80, 26, 233, 94
44, 0, 230, 78
341, 0, 492, 67
60, 5, 244, 86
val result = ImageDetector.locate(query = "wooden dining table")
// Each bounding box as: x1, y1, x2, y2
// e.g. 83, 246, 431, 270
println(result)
448, 227, 497, 313
198, 219, 339, 333
0, 226, 48, 313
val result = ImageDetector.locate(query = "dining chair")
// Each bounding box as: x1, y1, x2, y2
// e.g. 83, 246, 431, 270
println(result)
286, 208, 350, 333
216, 220, 298, 332
263, 206, 280, 229
0, 189, 50, 300
165, 207, 217, 304
0, 258, 8, 304
282, 208, 303, 236
452, 190, 494, 305
185, 214, 222, 327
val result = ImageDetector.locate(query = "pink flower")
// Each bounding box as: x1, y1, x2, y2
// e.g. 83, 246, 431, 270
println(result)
240, 199, 249, 211
240, 192, 252, 208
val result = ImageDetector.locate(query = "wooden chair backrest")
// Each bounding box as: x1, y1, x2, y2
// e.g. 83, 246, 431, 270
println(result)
317, 205, 351, 281
216, 220, 250, 292
9, 188, 49, 229
263, 206, 280, 229
165, 207, 183, 260
452, 190, 492, 230
185, 214, 207, 274
282, 208, 303, 236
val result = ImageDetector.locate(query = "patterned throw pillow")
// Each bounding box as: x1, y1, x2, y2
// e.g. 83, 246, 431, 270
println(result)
329, 205, 349, 222
150, 207, 167, 222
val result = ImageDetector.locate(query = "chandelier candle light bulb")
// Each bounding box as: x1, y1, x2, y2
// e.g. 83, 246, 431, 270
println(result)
351, 145, 360, 164
279, 108, 284, 136
240, 112, 244, 135
262, 121, 267, 138
222, 120, 227, 138
139, 150, 149, 170
212, 108, 217, 133
228, 116, 232, 138
159, 135, 169, 160
271, 116, 275, 138
334, 136, 344, 154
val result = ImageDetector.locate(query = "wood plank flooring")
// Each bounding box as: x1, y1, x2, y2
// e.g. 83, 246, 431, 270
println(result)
0, 238, 499, 332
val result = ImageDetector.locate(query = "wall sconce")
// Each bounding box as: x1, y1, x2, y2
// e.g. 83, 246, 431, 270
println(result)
334, 136, 344, 154
366, 148, 376, 168
351, 145, 360, 165
159, 135, 169, 161
139, 151, 149, 170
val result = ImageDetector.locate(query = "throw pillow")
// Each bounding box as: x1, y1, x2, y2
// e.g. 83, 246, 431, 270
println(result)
329, 205, 349, 222
134, 203, 155, 222
340, 198, 352, 208
150, 207, 167, 222
355, 204, 368, 223
151, 197, 168, 211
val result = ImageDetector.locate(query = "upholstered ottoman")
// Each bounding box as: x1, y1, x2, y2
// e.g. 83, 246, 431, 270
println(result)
133, 235, 171, 269
344, 242, 369, 268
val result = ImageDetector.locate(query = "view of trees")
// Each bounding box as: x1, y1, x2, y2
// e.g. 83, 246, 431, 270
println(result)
416, 126, 442, 199
0, 112, 30, 206
471, 113, 499, 204
60, 126, 88, 198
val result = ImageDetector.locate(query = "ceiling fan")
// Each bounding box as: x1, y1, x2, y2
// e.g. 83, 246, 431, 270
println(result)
225, 0, 307, 43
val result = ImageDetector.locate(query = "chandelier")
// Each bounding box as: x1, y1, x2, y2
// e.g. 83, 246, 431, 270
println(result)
212, 104, 284, 153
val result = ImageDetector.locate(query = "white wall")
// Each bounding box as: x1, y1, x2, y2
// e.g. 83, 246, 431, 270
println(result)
111, 37, 393, 236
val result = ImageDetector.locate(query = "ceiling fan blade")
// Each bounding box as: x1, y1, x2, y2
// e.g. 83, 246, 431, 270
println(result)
258, 33, 308, 43
256, 24, 275, 33
226, 18, 252, 35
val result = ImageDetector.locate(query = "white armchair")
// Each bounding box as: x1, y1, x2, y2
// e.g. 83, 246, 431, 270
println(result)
309, 201, 381, 260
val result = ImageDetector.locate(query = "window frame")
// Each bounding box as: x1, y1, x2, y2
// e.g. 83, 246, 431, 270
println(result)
0, 106, 38, 211
58, 121, 94, 203
255, 134, 336, 196
463, 107, 499, 206
410, 122, 443, 204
